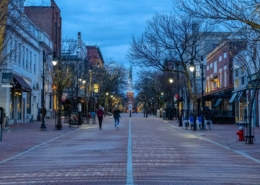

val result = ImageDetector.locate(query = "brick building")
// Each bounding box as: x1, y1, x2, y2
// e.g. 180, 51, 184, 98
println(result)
204, 40, 246, 124
86, 46, 104, 67
24, 0, 62, 56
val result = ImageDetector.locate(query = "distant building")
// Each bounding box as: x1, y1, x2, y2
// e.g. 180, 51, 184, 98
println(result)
86, 46, 104, 67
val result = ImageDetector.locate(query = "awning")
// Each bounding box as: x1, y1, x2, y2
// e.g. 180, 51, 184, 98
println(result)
237, 90, 245, 101
214, 98, 222, 107
13, 74, 32, 92
229, 92, 237, 103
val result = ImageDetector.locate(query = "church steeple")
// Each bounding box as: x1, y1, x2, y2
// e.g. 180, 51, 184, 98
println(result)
129, 66, 132, 79
127, 66, 133, 92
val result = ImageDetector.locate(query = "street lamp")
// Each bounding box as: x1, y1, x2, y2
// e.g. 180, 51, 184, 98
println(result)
105, 92, 109, 115
189, 57, 205, 131
41, 50, 57, 131
189, 60, 196, 131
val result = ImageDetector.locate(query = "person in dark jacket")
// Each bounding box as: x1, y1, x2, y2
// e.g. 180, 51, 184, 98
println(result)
96, 105, 105, 130
113, 106, 121, 129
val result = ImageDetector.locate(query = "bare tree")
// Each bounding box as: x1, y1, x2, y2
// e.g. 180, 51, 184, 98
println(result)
127, 13, 218, 114
172, 0, 260, 31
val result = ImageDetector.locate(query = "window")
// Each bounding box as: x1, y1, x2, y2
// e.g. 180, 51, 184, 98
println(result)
235, 79, 239, 87
235, 69, 239, 77
22, 46, 25, 68
214, 61, 217, 73
210, 63, 212, 68
26, 49, 28, 70
224, 53, 227, 58
241, 76, 245, 85
219, 56, 222, 62
14, 40, 17, 64
18, 43, 21, 66
30, 51, 32, 73
34, 54, 36, 75
207, 65, 209, 70
241, 67, 244, 74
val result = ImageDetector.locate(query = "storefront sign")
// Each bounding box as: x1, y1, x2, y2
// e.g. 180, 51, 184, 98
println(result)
2, 73, 13, 83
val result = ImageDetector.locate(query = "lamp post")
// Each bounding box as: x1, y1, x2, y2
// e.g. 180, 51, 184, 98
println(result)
105, 92, 108, 115
189, 57, 205, 131
169, 77, 174, 120
41, 50, 57, 131
189, 60, 196, 131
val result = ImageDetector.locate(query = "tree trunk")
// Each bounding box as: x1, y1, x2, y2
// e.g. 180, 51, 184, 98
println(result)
56, 90, 63, 130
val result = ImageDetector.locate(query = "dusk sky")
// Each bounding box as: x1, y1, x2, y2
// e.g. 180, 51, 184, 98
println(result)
25, 0, 173, 70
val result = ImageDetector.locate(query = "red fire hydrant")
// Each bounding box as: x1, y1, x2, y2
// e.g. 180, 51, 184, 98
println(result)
236, 126, 244, 141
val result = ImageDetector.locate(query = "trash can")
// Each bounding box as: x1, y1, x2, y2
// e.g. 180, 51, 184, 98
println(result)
162, 111, 166, 120
157, 110, 160, 117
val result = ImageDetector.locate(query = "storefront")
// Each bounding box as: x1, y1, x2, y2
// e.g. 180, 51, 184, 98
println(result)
10, 74, 32, 123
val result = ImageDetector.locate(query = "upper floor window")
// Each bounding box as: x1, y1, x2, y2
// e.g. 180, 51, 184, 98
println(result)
210, 63, 213, 68
219, 56, 222, 62
241, 67, 244, 74
214, 61, 217, 73
235, 69, 239, 77
224, 53, 227, 58
241, 76, 245, 85
34, 54, 36, 75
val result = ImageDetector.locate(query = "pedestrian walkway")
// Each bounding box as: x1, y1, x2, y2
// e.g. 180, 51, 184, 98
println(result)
0, 113, 260, 184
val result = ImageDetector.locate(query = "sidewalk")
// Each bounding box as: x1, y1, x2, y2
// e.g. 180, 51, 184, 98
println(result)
166, 118, 260, 162
0, 118, 82, 162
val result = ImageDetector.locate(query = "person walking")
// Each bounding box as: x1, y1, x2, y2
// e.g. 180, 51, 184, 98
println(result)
97, 105, 105, 130
113, 106, 121, 129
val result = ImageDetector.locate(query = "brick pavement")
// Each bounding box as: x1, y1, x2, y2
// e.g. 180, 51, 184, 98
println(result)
0, 114, 260, 184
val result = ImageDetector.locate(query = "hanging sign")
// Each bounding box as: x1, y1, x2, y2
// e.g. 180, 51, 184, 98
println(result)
2, 73, 13, 83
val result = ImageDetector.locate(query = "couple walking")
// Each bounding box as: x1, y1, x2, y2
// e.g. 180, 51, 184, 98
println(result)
96, 105, 122, 130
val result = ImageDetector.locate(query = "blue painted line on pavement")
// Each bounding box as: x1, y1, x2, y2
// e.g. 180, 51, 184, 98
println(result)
126, 118, 134, 185
167, 122, 260, 164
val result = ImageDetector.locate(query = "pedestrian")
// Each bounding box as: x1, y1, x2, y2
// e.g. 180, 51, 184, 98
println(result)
113, 105, 121, 129
143, 110, 146, 117
96, 105, 105, 130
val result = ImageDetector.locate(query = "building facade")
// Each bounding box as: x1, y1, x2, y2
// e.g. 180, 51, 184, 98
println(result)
0, 0, 55, 124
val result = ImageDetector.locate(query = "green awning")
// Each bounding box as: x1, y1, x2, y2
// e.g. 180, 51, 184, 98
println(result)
229, 93, 237, 103
214, 98, 222, 107
237, 90, 245, 101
